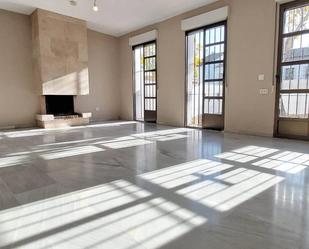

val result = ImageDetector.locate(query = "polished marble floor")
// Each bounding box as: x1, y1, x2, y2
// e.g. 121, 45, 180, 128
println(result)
0, 121, 308, 249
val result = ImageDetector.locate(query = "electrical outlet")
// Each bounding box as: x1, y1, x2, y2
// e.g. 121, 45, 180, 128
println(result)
259, 88, 269, 95
258, 74, 265, 81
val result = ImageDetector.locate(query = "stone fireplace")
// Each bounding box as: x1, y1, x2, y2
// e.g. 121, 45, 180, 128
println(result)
32, 9, 91, 128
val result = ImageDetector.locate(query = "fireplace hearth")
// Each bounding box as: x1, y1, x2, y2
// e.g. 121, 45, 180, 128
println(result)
36, 95, 92, 128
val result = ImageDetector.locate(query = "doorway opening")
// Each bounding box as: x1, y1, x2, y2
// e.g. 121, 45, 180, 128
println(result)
185, 21, 227, 130
275, 1, 309, 140
133, 41, 157, 123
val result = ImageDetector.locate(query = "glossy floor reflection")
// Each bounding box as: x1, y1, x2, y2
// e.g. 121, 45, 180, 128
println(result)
0, 121, 308, 248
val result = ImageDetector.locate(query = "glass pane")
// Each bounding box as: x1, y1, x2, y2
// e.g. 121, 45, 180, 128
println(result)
204, 99, 223, 114
145, 72, 156, 84
281, 64, 309, 89
284, 5, 309, 34
186, 30, 204, 127
205, 25, 225, 45
144, 44, 156, 57
205, 63, 224, 80
145, 85, 156, 98
205, 44, 224, 63
205, 81, 223, 97
280, 93, 309, 118
282, 33, 309, 62
145, 57, 156, 71
134, 46, 144, 121
297, 93, 308, 117
145, 99, 156, 111
305, 6, 309, 30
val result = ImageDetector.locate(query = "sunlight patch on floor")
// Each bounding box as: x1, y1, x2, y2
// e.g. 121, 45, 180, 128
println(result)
176, 167, 283, 212
233, 146, 279, 157
215, 146, 309, 174
39, 146, 104, 160
5, 131, 47, 138
215, 152, 258, 163
0, 155, 30, 168
133, 128, 191, 139
95, 136, 153, 149
146, 134, 189, 142
140, 160, 233, 189
140, 159, 284, 212
0, 179, 206, 249
2, 121, 138, 138
253, 159, 307, 174
37, 137, 108, 147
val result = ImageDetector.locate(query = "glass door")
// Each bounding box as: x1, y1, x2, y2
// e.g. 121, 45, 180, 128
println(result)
186, 30, 204, 128
133, 45, 144, 121
276, 1, 309, 139
133, 42, 157, 122
203, 23, 226, 130
186, 21, 227, 130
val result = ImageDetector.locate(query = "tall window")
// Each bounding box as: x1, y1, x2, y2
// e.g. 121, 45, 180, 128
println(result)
276, 1, 309, 138
133, 42, 157, 122
186, 22, 227, 130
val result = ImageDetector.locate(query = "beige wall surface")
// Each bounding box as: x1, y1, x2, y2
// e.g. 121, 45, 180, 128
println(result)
119, 0, 278, 136
0, 10, 120, 127
0, 10, 39, 128
0, 1, 279, 135
225, 0, 276, 136
75, 30, 120, 121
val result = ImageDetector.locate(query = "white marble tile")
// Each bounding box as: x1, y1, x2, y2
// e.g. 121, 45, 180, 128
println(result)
0, 121, 308, 248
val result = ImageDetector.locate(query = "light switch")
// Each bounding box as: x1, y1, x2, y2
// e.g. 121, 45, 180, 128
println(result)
258, 74, 265, 81
259, 88, 269, 95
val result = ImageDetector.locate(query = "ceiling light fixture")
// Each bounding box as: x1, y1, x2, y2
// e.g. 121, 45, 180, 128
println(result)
93, 0, 99, 11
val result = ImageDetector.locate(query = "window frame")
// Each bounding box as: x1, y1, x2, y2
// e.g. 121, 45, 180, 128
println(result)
203, 21, 227, 116
132, 40, 157, 122
185, 20, 227, 129
275, 0, 309, 138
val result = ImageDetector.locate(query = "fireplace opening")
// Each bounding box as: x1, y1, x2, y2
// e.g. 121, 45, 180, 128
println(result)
45, 95, 75, 116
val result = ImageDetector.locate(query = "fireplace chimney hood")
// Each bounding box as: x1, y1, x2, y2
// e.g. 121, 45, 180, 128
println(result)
31, 9, 90, 97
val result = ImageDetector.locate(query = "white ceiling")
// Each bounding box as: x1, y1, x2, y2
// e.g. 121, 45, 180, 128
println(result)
0, 0, 218, 37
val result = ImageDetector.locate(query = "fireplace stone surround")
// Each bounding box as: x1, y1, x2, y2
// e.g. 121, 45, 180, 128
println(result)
31, 9, 92, 128
36, 95, 91, 129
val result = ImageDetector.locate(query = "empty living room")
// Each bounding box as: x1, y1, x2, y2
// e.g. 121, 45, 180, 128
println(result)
0, 0, 309, 248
